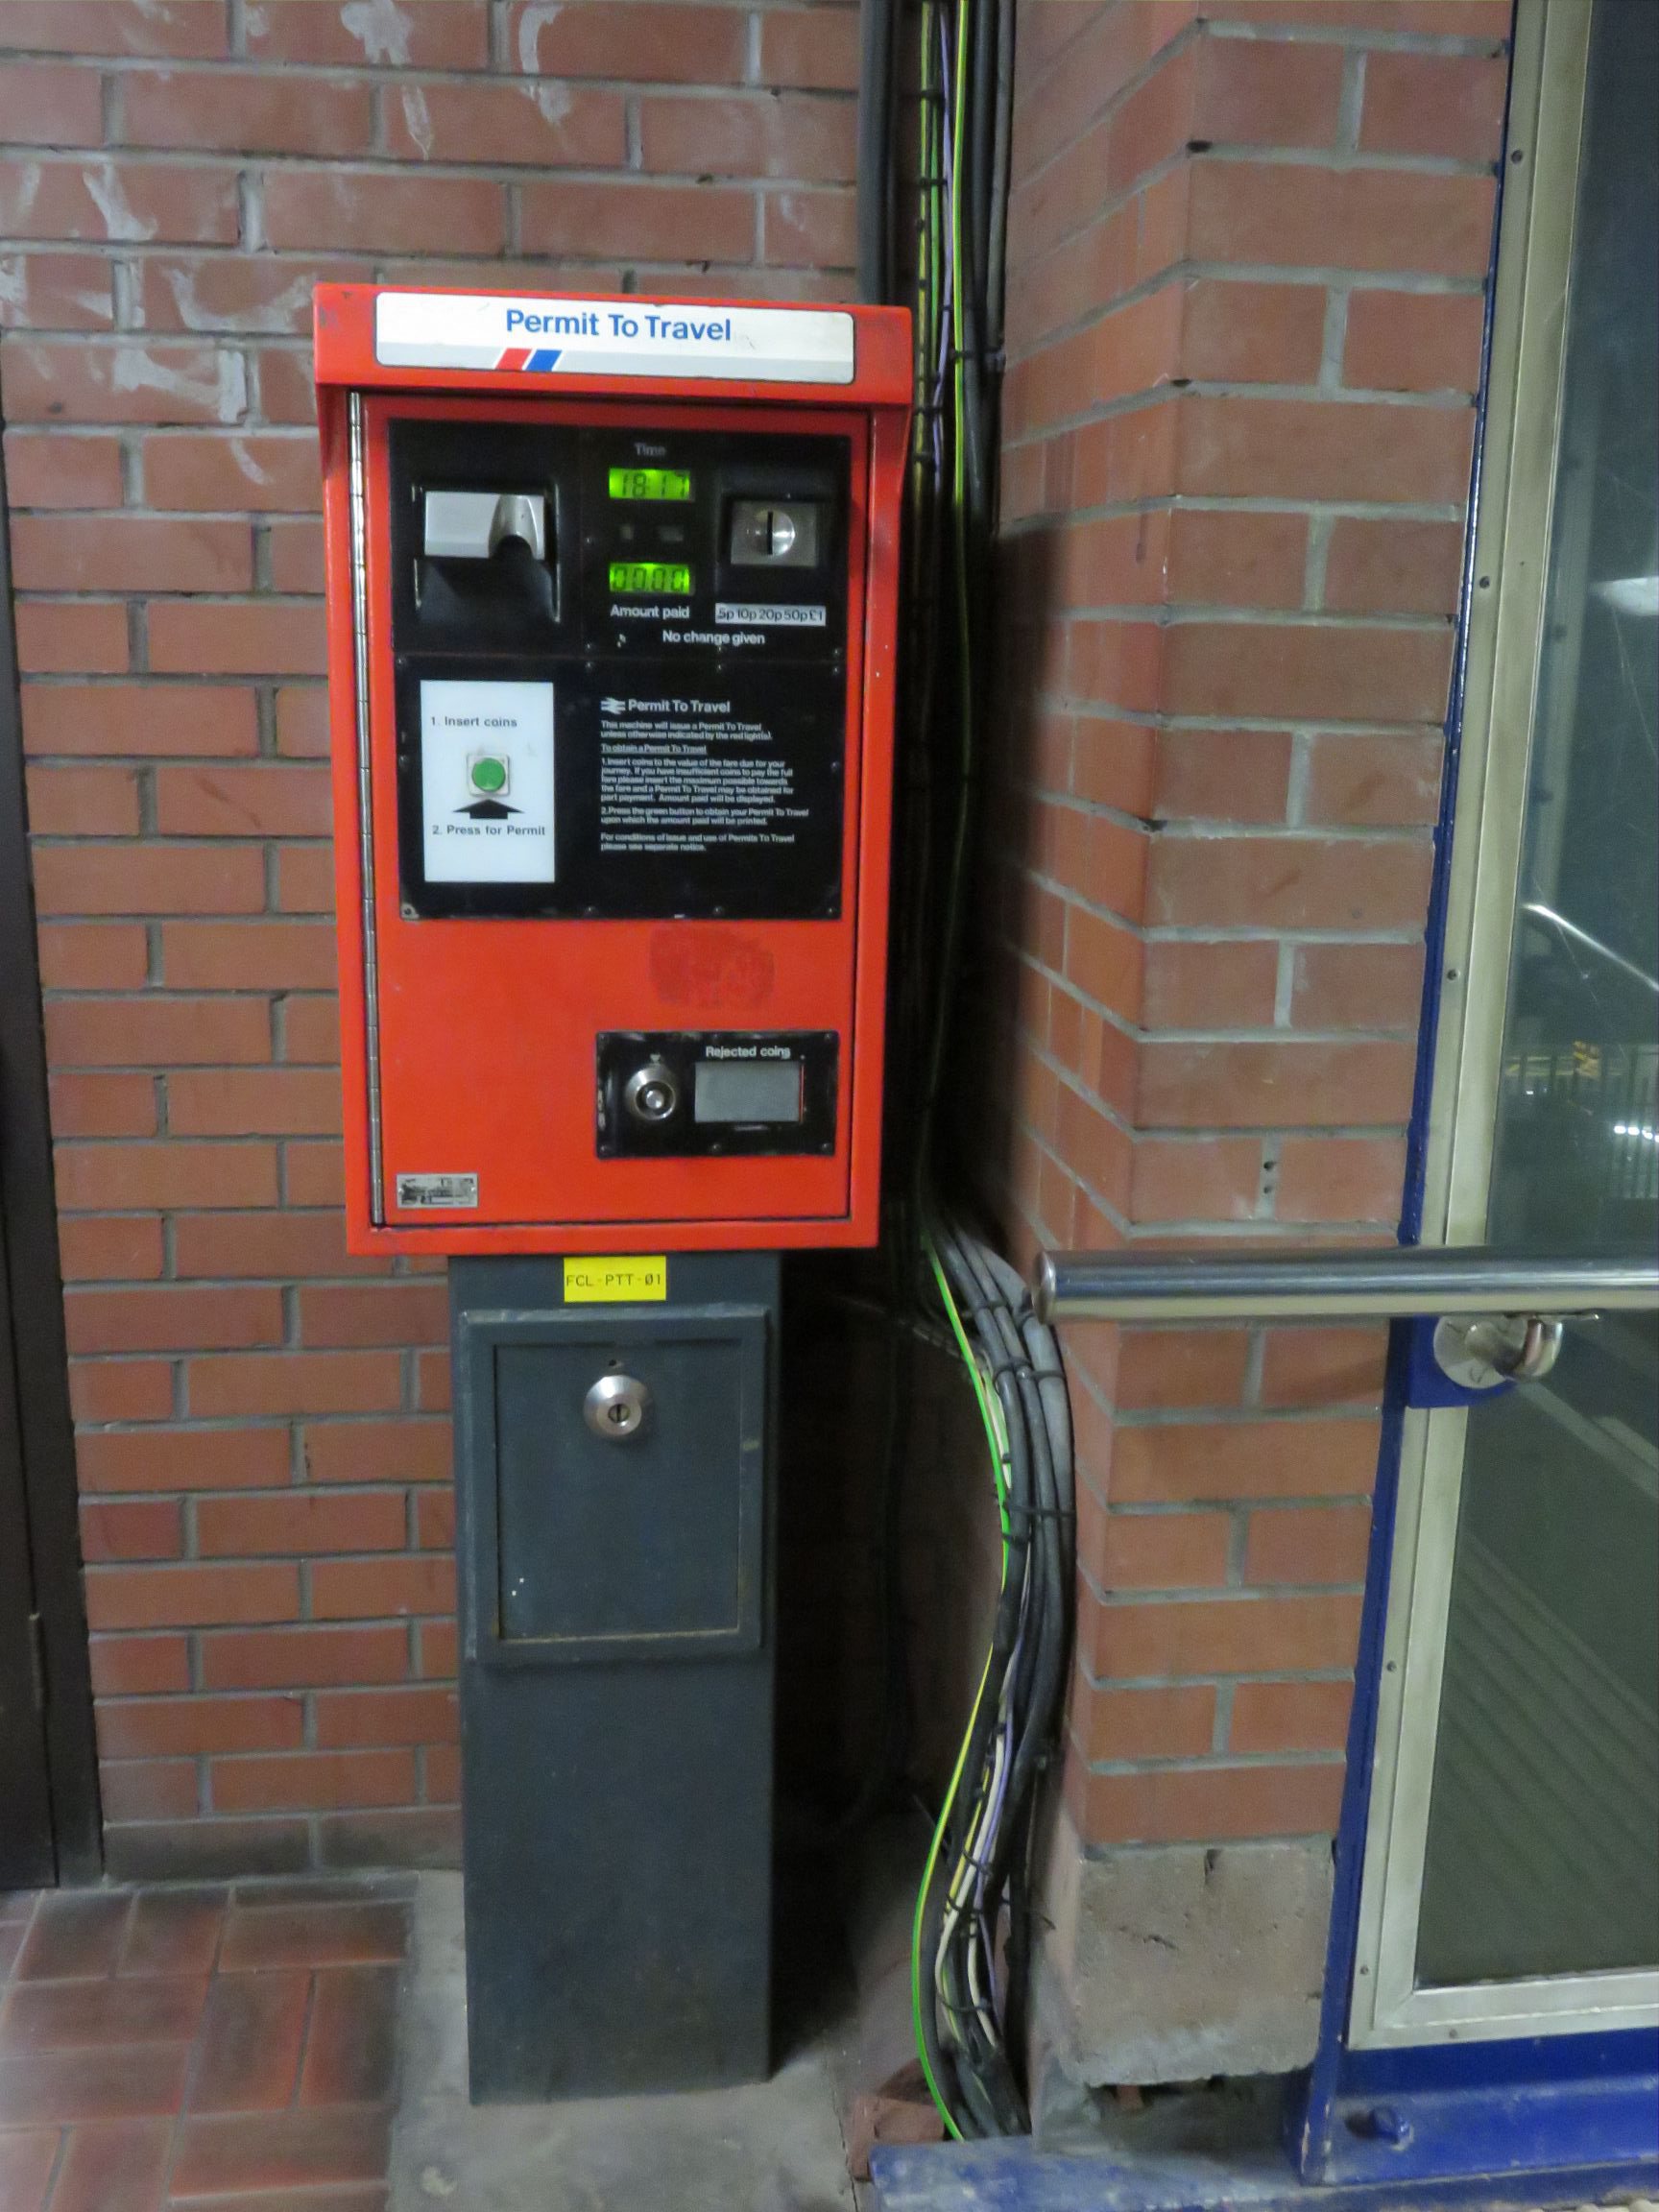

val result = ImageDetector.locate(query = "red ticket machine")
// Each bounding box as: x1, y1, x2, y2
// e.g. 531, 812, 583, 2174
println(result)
313, 285, 910, 1255
313, 286, 911, 2102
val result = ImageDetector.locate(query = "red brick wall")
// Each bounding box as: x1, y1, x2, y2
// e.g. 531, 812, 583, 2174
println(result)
988, 0, 1509, 1856
0, 0, 859, 1879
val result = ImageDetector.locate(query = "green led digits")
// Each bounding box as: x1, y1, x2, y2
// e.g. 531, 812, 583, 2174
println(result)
608, 562, 693, 596
607, 468, 692, 501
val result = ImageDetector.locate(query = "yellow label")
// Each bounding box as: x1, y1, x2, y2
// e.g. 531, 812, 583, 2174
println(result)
563, 1255, 668, 1304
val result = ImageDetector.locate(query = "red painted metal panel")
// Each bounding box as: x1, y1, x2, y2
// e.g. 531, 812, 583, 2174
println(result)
316, 287, 909, 1255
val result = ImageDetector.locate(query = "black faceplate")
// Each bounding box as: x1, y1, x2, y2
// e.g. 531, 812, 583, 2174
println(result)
387, 420, 851, 922
596, 1030, 839, 1158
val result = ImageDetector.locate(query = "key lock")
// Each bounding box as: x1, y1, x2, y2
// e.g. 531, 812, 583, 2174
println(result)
584, 1369, 653, 1441
1431, 1311, 1568, 1391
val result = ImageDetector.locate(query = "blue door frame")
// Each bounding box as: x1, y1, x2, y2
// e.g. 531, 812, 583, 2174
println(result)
1288, 1329, 1659, 2191
1291, 0, 1658, 2182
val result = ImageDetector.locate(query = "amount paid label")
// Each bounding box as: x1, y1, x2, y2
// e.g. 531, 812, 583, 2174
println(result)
563, 1256, 668, 1304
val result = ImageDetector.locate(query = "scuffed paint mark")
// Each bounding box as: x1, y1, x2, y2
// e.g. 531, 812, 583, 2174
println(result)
84, 162, 158, 243
0, 253, 109, 328
188, 771, 268, 830
342, 0, 414, 67
521, 77, 571, 130
228, 436, 275, 486
517, 0, 563, 70
1, 162, 43, 228
245, 3, 271, 36
400, 84, 435, 159
162, 263, 318, 335
111, 344, 248, 424
517, 3, 572, 126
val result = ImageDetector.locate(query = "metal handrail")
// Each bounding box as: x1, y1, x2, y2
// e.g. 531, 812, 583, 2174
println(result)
1033, 1246, 1659, 1324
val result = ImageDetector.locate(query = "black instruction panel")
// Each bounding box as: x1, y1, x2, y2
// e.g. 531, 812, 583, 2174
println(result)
388, 420, 851, 921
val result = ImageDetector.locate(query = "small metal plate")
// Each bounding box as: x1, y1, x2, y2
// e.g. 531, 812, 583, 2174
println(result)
395, 1171, 478, 1209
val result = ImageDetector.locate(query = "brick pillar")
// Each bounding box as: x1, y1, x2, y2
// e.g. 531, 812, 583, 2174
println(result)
987, 0, 1509, 2083
1, 0, 860, 1881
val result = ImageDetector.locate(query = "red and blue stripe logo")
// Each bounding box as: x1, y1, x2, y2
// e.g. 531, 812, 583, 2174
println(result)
495, 348, 564, 373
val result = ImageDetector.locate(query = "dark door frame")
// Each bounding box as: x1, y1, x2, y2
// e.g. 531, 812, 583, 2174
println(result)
0, 433, 103, 1883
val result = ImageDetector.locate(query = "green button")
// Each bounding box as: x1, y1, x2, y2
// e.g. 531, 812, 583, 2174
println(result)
469, 756, 508, 794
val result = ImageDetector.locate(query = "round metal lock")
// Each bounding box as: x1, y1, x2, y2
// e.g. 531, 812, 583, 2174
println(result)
623, 1061, 680, 1124
584, 1372, 651, 1440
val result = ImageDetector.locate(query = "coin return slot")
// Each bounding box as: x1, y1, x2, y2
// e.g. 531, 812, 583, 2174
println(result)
694, 1060, 803, 1124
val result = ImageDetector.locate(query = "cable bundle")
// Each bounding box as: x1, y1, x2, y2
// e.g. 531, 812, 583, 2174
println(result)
868, 0, 1077, 2137
912, 1223, 1073, 2135
893, 0, 1011, 1160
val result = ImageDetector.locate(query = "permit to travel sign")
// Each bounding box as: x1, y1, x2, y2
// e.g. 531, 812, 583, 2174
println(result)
374, 291, 856, 384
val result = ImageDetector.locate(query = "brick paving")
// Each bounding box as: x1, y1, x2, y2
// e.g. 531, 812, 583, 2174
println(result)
0, 1879, 407, 2210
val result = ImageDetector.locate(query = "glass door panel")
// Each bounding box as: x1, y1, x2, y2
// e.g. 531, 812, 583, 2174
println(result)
1413, 0, 1658, 1998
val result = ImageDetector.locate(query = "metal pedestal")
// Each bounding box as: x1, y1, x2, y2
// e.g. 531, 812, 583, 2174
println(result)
450, 1252, 779, 2101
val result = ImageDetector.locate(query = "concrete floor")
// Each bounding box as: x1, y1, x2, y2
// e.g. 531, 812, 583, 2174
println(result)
389, 1872, 867, 2212
384, 1874, 1656, 2212
0, 1867, 1643, 2210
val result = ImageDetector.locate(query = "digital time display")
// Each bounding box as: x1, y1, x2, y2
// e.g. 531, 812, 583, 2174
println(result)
609, 562, 693, 596
608, 468, 692, 501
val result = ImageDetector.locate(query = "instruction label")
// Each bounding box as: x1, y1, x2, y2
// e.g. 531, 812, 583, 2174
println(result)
421, 680, 555, 884
598, 695, 808, 859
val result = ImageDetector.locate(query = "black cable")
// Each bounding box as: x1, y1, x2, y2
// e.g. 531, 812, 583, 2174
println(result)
967, 0, 998, 346
887, 0, 1076, 2146
953, 0, 993, 563
855, 0, 900, 302
925, 1219, 1070, 2136
957, 1241, 1060, 1871
916, 1787, 963, 2118
1001, 1786, 1041, 2098
933, 1226, 1063, 2131
986, 0, 1016, 355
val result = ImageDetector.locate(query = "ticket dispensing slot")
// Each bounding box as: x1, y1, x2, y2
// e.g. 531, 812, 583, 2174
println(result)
423, 490, 548, 563
399, 422, 568, 651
